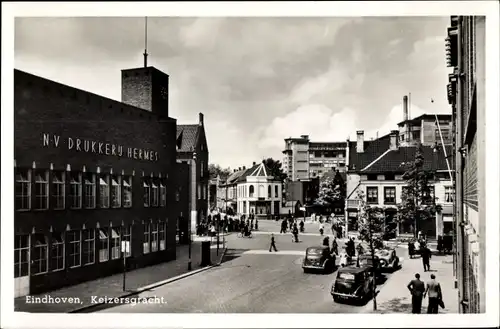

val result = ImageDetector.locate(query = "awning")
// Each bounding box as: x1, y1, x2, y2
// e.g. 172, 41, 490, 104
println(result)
143, 182, 149, 188
16, 173, 29, 181
111, 228, 119, 238
51, 233, 64, 243
99, 178, 108, 185
111, 179, 120, 186
33, 235, 47, 246
123, 180, 131, 187
152, 183, 158, 188
99, 229, 108, 239
85, 178, 94, 185
52, 175, 64, 183
35, 174, 47, 183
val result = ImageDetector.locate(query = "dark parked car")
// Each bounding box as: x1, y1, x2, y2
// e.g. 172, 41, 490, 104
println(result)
302, 246, 336, 274
331, 266, 375, 303
374, 248, 400, 271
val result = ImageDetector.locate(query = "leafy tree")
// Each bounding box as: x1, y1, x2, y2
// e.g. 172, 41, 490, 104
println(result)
208, 164, 232, 181
356, 189, 385, 311
314, 170, 345, 213
263, 158, 287, 181
397, 143, 443, 237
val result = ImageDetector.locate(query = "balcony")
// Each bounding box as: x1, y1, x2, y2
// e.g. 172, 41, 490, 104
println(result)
346, 199, 361, 209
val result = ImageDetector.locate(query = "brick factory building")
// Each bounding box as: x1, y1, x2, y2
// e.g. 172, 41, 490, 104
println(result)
14, 66, 185, 297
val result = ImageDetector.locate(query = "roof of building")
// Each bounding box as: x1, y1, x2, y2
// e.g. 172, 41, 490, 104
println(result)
348, 134, 453, 174
176, 124, 200, 152
397, 113, 452, 126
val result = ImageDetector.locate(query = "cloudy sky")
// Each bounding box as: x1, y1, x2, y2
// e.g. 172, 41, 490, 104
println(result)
15, 16, 453, 169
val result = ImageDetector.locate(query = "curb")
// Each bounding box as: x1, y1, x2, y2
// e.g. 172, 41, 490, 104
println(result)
69, 262, 219, 313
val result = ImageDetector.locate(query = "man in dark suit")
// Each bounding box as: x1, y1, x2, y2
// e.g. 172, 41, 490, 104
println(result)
421, 245, 432, 272
269, 234, 278, 252
407, 273, 426, 313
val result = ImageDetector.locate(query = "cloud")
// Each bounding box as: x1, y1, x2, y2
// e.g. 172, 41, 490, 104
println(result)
259, 105, 358, 149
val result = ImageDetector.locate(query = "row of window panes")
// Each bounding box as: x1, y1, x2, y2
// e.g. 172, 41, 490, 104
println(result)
143, 178, 167, 207
239, 185, 280, 198
14, 222, 168, 277
196, 184, 208, 200
15, 227, 130, 277
366, 186, 439, 204
15, 169, 133, 211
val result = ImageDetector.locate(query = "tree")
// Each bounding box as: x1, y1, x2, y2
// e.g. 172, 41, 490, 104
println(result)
356, 189, 385, 311
208, 164, 232, 182
314, 171, 346, 211
263, 158, 287, 181
397, 143, 443, 237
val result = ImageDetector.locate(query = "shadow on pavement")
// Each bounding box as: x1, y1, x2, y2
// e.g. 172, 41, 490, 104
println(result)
374, 297, 412, 313
220, 248, 250, 263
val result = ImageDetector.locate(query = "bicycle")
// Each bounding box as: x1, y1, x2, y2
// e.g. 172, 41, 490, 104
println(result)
237, 232, 253, 238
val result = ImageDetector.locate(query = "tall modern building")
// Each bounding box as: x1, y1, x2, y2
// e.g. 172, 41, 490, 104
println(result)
283, 135, 347, 181
446, 15, 485, 314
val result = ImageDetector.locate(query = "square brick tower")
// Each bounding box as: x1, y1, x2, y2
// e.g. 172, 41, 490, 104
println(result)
121, 66, 170, 116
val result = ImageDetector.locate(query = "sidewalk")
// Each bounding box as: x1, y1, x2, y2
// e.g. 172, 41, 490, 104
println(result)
364, 254, 459, 314
15, 242, 226, 313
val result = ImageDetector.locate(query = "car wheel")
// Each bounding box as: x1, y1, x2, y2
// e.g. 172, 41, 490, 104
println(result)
333, 296, 340, 303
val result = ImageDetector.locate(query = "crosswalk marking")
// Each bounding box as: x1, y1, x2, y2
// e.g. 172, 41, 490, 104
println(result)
241, 250, 306, 256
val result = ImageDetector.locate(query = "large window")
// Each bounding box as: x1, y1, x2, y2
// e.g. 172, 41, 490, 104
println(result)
159, 222, 166, 250
99, 175, 110, 208
152, 180, 159, 207
160, 180, 166, 207
143, 179, 151, 207
98, 229, 109, 262
16, 169, 31, 210
111, 228, 121, 260
268, 186, 271, 198
111, 176, 121, 208
366, 187, 378, 204
84, 173, 96, 208
445, 186, 455, 203
249, 185, 255, 198
275, 185, 279, 198
82, 229, 95, 265
69, 172, 82, 209
34, 171, 49, 210
122, 226, 132, 257
384, 187, 396, 204
151, 223, 159, 252
123, 176, 132, 208
67, 231, 81, 268
32, 234, 48, 275
422, 186, 435, 204
52, 171, 65, 210
143, 223, 150, 254
50, 233, 64, 271
14, 235, 30, 278
197, 184, 201, 200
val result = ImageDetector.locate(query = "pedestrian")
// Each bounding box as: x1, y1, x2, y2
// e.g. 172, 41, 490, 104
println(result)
421, 244, 432, 272
269, 233, 278, 252
280, 219, 287, 234
331, 237, 338, 256
292, 224, 299, 243
407, 273, 426, 314
424, 274, 443, 314
319, 222, 324, 236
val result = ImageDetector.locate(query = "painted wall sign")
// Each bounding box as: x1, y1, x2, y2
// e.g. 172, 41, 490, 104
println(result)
42, 133, 159, 162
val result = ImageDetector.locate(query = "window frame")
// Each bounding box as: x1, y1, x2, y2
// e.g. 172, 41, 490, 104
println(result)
82, 229, 95, 265
445, 186, 455, 203
110, 176, 122, 208
51, 171, 66, 210
143, 178, 151, 207
366, 186, 379, 204
122, 225, 132, 257
143, 223, 151, 254
159, 221, 166, 251
123, 176, 133, 208
50, 232, 65, 271
15, 169, 31, 211
99, 174, 110, 208
151, 223, 159, 252
151, 180, 159, 207
31, 234, 48, 275
67, 230, 82, 268
84, 172, 96, 209
34, 170, 49, 210
69, 172, 83, 209
99, 228, 109, 262
383, 186, 396, 205
111, 228, 121, 260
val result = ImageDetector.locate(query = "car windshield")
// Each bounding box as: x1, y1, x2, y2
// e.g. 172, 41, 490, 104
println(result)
307, 248, 322, 255
338, 273, 356, 280
377, 250, 391, 256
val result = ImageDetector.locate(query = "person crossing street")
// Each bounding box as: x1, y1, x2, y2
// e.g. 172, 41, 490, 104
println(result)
269, 233, 278, 252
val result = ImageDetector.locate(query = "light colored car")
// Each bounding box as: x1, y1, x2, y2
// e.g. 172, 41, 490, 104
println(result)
374, 248, 400, 271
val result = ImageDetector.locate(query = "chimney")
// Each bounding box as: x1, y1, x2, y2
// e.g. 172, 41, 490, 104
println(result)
238, 167, 241, 171
300, 135, 309, 140
356, 130, 364, 153
242, 166, 246, 170
253, 161, 256, 166
390, 130, 399, 150
403, 96, 409, 121
199, 113, 204, 126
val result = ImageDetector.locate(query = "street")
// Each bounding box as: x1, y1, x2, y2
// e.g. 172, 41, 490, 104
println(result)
98, 220, 405, 313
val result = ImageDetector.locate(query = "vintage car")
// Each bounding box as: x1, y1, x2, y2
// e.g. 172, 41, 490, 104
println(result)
302, 246, 336, 274
331, 266, 375, 304
374, 248, 400, 271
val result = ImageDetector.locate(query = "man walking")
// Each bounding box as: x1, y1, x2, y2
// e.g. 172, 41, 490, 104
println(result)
269, 233, 278, 252
424, 274, 442, 314
421, 244, 432, 272
407, 273, 426, 314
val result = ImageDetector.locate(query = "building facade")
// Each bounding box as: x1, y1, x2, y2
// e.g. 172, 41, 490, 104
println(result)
176, 113, 209, 234
14, 66, 181, 297
283, 135, 348, 182
345, 130, 454, 240
446, 15, 485, 314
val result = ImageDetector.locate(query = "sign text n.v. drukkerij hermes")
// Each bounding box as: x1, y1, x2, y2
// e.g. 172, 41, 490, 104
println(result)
42, 133, 159, 162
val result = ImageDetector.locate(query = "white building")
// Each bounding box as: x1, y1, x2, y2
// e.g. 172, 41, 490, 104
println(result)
345, 130, 454, 239
218, 161, 283, 217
